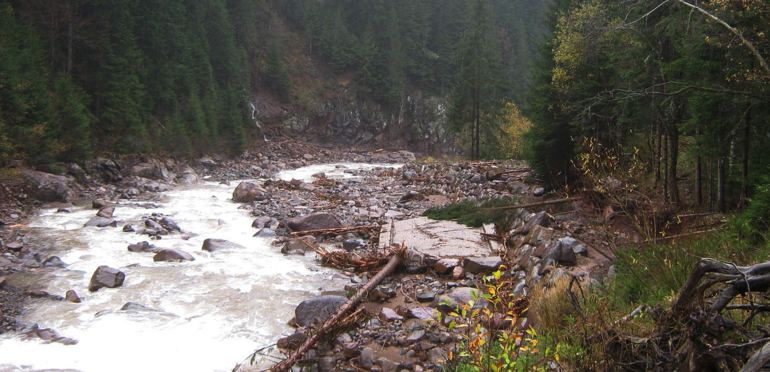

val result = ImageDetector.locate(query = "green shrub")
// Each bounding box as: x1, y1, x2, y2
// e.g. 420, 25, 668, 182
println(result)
423, 197, 520, 228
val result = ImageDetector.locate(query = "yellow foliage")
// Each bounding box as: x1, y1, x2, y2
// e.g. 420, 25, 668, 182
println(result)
497, 102, 532, 159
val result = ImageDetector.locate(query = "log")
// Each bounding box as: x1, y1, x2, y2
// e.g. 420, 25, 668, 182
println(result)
268, 247, 405, 372
740, 342, 770, 372
483, 197, 581, 211
291, 225, 377, 236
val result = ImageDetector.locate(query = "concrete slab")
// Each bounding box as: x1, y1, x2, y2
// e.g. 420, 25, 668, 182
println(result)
379, 217, 494, 258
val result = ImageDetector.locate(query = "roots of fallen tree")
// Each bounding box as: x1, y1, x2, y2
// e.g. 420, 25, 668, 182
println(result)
577, 258, 770, 372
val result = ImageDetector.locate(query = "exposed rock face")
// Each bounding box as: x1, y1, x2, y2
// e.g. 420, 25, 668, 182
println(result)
287, 213, 342, 232
20, 170, 77, 203
202, 238, 245, 252
88, 266, 125, 292
153, 249, 195, 262
295, 296, 347, 327
232, 182, 268, 203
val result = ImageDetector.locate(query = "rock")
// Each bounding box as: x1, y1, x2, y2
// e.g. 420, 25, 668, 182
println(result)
232, 182, 268, 203
28, 290, 64, 301
520, 211, 550, 235
416, 290, 437, 302
402, 170, 417, 180
282, 236, 317, 254
202, 238, 245, 252
287, 213, 342, 232
97, 206, 115, 218
295, 295, 347, 327
123, 224, 136, 232
406, 330, 426, 343
377, 357, 399, 372
20, 170, 77, 203
452, 266, 464, 280
153, 249, 195, 262
379, 307, 403, 322
559, 237, 588, 256
360, 347, 376, 369
252, 216, 272, 229
428, 347, 448, 364
398, 191, 420, 202
432, 287, 488, 312
5, 241, 23, 251
533, 187, 546, 197
145, 219, 164, 231
435, 258, 460, 274
543, 241, 577, 267
277, 330, 306, 350
127, 241, 155, 253
65, 290, 81, 303
160, 217, 181, 232
253, 228, 277, 238
120, 302, 161, 312
84, 157, 123, 183
409, 307, 438, 320
88, 265, 125, 292
131, 158, 175, 182
42, 256, 67, 268
176, 166, 200, 184
343, 239, 365, 251
84, 217, 116, 228
463, 256, 504, 274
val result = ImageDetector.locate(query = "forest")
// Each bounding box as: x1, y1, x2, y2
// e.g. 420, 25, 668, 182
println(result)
0, 0, 548, 165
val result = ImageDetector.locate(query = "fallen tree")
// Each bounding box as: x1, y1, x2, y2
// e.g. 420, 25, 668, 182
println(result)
267, 245, 406, 372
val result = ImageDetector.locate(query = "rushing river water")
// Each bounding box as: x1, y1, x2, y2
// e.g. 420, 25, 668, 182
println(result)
0, 163, 399, 372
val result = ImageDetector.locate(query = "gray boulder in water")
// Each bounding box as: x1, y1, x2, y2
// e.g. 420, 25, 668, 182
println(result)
295, 295, 347, 327
232, 182, 268, 203
202, 238, 245, 252
88, 265, 125, 292
153, 249, 195, 262
84, 217, 116, 228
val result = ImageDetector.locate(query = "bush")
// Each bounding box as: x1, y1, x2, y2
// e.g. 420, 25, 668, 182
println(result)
423, 197, 520, 228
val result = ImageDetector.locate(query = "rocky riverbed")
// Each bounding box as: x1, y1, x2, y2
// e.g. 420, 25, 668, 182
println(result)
0, 140, 616, 372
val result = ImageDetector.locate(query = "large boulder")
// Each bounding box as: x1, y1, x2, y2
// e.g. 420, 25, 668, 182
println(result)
287, 213, 342, 232
463, 256, 504, 274
153, 249, 195, 262
202, 238, 245, 252
88, 266, 125, 292
175, 165, 200, 184
232, 182, 268, 203
20, 170, 77, 203
83, 157, 123, 183
127, 241, 155, 253
131, 157, 175, 182
295, 296, 347, 327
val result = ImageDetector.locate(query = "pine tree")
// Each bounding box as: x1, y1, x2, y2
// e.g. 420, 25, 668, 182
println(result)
449, 0, 506, 160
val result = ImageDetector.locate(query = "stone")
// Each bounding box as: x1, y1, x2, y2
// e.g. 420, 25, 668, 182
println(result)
409, 307, 438, 320
295, 295, 347, 327
533, 187, 546, 197
176, 166, 200, 184
202, 238, 245, 252
519, 211, 550, 235
428, 347, 448, 364
65, 290, 81, 303
463, 256, 504, 274
5, 241, 23, 251
452, 266, 464, 280
360, 347, 376, 369
343, 239, 366, 251
282, 236, 317, 254
377, 357, 399, 372
232, 182, 268, 203
559, 237, 588, 256
287, 213, 342, 232
20, 170, 77, 203
84, 217, 116, 228
379, 307, 403, 322
544, 241, 577, 267
145, 219, 164, 231
127, 241, 155, 253
431, 287, 488, 312
252, 216, 272, 229
88, 265, 125, 292
435, 258, 460, 274
42, 256, 67, 268
160, 217, 181, 232
131, 158, 175, 182
153, 249, 195, 262
123, 224, 136, 232
416, 290, 437, 302
97, 206, 115, 218
253, 228, 277, 238
398, 191, 420, 203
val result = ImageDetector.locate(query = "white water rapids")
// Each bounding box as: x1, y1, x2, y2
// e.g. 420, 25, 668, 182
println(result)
0, 163, 399, 372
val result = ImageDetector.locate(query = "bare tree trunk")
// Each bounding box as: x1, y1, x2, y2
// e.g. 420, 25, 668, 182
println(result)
740, 109, 750, 209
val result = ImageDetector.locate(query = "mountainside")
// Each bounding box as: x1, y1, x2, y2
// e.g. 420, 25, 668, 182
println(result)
0, 0, 551, 166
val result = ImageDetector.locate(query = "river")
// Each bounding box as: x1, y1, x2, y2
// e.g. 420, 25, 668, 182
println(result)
0, 163, 398, 372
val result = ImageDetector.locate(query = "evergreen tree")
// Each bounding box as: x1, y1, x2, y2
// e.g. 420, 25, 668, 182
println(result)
265, 43, 292, 102
449, 0, 506, 160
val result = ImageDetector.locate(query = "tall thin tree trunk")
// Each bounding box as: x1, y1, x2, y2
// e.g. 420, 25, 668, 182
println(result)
663, 132, 668, 201
718, 157, 726, 213
740, 109, 750, 209
668, 115, 682, 207
695, 154, 702, 209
